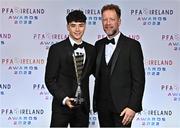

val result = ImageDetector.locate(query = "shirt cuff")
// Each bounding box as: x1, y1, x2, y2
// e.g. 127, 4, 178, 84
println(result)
62, 96, 69, 105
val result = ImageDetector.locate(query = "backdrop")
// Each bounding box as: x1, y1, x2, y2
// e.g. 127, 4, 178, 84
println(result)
0, 0, 180, 127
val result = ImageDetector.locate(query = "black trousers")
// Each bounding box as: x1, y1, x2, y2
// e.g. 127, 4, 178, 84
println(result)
50, 105, 89, 127
97, 100, 132, 127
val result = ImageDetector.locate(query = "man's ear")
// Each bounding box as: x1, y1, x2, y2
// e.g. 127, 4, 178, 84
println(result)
66, 24, 69, 31
118, 18, 121, 25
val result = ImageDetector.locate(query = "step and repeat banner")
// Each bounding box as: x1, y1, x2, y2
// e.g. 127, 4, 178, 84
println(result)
0, 0, 180, 127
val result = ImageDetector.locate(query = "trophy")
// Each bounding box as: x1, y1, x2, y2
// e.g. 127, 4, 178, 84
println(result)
72, 53, 85, 106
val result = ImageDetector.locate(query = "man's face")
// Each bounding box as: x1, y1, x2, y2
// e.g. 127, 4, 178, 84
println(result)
102, 9, 121, 38
67, 21, 86, 42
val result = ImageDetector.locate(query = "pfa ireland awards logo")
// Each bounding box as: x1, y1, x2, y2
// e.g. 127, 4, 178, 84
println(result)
130, 8, 173, 26
1, 7, 45, 25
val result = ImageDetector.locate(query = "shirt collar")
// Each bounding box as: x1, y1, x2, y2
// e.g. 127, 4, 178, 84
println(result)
69, 36, 83, 46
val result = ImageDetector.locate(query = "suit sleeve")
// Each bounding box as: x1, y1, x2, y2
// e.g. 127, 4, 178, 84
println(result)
44, 45, 66, 103
128, 41, 145, 112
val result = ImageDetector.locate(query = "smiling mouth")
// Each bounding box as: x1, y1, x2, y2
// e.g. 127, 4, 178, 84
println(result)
105, 26, 113, 29
74, 33, 81, 35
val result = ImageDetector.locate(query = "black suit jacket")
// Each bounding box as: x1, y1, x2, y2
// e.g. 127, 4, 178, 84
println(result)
45, 37, 96, 113
93, 33, 145, 113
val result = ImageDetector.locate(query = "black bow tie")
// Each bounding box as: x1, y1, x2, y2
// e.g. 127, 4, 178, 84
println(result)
106, 38, 115, 45
73, 42, 84, 50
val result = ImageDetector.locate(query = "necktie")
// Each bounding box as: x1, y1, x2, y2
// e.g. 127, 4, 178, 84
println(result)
73, 43, 84, 50
106, 38, 115, 45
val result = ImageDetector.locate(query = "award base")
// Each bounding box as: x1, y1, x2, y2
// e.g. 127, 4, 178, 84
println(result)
71, 98, 85, 107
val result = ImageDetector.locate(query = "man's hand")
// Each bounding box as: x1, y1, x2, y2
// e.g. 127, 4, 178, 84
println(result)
65, 97, 75, 109
120, 107, 136, 125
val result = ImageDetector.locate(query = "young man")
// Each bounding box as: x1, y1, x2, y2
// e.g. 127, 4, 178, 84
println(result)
45, 10, 96, 127
93, 4, 145, 127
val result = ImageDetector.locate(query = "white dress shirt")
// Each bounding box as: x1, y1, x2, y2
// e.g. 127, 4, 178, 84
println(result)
105, 32, 121, 64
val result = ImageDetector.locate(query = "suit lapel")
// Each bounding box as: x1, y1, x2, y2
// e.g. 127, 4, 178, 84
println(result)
81, 42, 91, 80
110, 34, 124, 75
65, 38, 76, 76
66, 37, 74, 58
95, 43, 105, 78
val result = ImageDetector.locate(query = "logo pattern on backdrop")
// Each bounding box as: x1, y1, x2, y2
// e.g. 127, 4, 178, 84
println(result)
1, 7, 45, 24
162, 33, 180, 51
135, 109, 172, 127
0, 108, 44, 126
130, 8, 174, 26
144, 59, 173, 76
1, 58, 45, 75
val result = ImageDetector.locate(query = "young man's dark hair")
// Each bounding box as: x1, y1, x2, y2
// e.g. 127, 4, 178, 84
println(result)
66, 10, 87, 23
